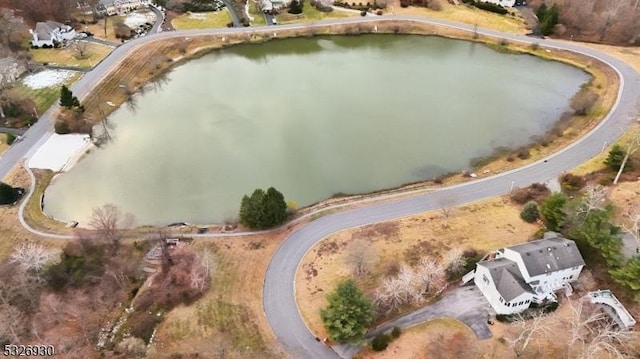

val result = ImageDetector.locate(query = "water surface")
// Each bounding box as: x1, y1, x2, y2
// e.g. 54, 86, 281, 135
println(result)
44, 35, 590, 225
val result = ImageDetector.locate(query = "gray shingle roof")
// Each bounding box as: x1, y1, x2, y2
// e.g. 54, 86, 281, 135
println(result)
507, 236, 585, 277
479, 257, 533, 302
34, 22, 53, 40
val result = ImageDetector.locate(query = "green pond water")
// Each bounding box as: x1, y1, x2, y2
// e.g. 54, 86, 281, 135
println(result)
44, 35, 590, 225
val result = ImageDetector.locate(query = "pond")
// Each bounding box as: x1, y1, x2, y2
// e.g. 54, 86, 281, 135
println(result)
44, 35, 590, 225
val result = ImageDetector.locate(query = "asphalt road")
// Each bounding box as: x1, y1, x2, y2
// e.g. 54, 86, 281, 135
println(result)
0, 15, 638, 359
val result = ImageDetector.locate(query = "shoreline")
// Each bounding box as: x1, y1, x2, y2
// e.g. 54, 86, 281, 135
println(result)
38, 19, 618, 229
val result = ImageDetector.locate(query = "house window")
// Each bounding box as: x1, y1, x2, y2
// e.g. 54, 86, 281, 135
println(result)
569, 275, 573, 279
482, 275, 490, 286
499, 297, 503, 303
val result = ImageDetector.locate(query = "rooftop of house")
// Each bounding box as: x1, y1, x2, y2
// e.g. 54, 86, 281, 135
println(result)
507, 236, 585, 277
479, 257, 533, 302
33, 21, 72, 39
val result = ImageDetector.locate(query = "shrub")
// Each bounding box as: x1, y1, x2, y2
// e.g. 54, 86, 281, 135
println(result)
510, 183, 549, 204
516, 147, 530, 160
560, 173, 585, 192
54, 121, 71, 134
376, 9, 383, 15
288, 0, 303, 14
495, 314, 516, 322
371, 333, 390, 351
400, 0, 409, 7
5, 133, 16, 145
542, 301, 559, 313
128, 311, 162, 344
360, 10, 366, 16
604, 144, 625, 170
520, 201, 539, 223
473, 1, 508, 14
0, 182, 21, 205
391, 326, 402, 339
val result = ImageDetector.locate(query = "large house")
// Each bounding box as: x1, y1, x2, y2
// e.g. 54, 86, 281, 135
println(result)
472, 234, 585, 314
30, 21, 76, 48
98, 0, 149, 16
260, 0, 292, 13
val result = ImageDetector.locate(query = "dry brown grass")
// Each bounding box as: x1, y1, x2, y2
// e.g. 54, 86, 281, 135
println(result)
358, 318, 479, 359
82, 16, 125, 43
296, 196, 539, 339
0, 164, 64, 261
150, 234, 290, 358
30, 42, 113, 68
389, 1, 528, 34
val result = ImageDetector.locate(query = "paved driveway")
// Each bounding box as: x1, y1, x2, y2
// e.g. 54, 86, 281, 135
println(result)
335, 285, 494, 358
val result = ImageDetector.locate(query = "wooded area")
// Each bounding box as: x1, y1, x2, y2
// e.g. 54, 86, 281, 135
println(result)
529, 0, 640, 45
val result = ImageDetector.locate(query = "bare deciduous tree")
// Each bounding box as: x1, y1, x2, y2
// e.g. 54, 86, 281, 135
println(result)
89, 203, 134, 253
565, 298, 634, 359
70, 40, 89, 59
414, 257, 443, 295
505, 312, 552, 357
344, 239, 379, 277
10, 242, 59, 274
578, 185, 608, 216
191, 249, 214, 292
438, 194, 457, 228
0, 303, 26, 343
442, 248, 466, 275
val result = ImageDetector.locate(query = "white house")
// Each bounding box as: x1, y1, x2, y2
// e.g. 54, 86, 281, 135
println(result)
260, 0, 292, 13
98, 0, 149, 16
473, 234, 585, 314
481, 0, 516, 7
30, 21, 76, 48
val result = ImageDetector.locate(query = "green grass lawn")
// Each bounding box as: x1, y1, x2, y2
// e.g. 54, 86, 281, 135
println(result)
276, 5, 354, 24
6, 72, 82, 120
172, 10, 233, 29
248, 1, 267, 26
30, 42, 113, 69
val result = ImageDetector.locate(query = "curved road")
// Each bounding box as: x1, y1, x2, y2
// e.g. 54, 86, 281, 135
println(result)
0, 15, 638, 359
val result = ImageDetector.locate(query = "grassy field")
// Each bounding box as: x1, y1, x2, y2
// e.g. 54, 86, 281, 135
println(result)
296, 196, 539, 339
30, 42, 113, 69
276, 5, 354, 24
248, 1, 267, 26
151, 235, 288, 358
171, 10, 233, 29
0, 165, 64, 261
357, 318, 495, 358
23, 169, 74, 234
0, 134, 9, 156
83, 16, 125, 42
391, 1, 528, 34
5, 72, 82, 121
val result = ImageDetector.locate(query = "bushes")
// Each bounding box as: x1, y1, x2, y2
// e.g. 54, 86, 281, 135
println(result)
0, 182, 22, 205
560, 173, 585, 192
5, 133, 16, 145
469, 1, 508, 15
510, 183, 550, 204
604, 144, 625, 170
520, 201, 539, 223
537, 3, 559, 36
288, 0, 303, 14
54, 120, 71, 134
371, 333, 390, 351
370, 327, 402, 352
391, 326, 401, 339
46, 239, 107, 290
